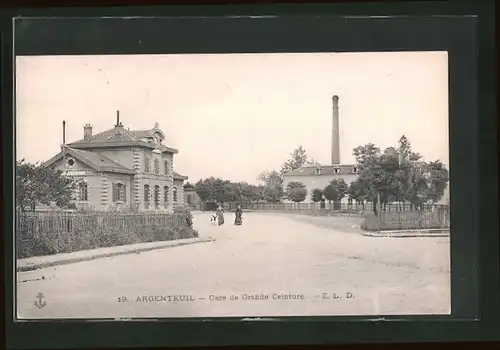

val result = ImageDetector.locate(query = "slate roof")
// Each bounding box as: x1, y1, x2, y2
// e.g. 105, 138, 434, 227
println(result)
43, 147, 136, 175
183, 182, 195, 190
283, 164, 358, 177
68, 126, 178, 154
173, 171, 188, 180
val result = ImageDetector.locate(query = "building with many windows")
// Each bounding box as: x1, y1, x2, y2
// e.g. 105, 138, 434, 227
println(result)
43, 112, 188, 212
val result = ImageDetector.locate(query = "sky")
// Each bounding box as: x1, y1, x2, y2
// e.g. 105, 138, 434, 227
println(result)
15, 52, 449, 185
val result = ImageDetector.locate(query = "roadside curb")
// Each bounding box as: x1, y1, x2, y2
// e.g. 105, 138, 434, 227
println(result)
17, 237, 215, 272
362, 229, 449, 238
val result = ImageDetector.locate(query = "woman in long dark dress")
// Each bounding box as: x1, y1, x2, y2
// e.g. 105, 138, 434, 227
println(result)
234, 205, 243, 226
216, 205, 225, 226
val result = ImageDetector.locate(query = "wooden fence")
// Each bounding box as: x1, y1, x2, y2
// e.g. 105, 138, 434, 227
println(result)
16, 211, 189, 238
197, 201, 450, 231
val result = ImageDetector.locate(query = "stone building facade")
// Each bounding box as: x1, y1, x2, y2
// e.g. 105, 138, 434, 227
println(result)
283, 164, 359, 203
43, 113, 188, 212
183, 183, 201, 209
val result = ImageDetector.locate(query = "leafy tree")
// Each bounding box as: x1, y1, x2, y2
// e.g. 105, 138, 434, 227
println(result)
323, 178, 348, 208
288, 187, 307, 204
280, 145, 309, 176
347, 178, 368, 209
257, 170, 284, 203
311, 188, 323, 203
353, 143, 380, 165
285, 181, 306, 200
194, 177, 227, 204
196, 178, 267, 206
16, 159, 80, 212
424, 160, 449, 203
351, 136, 448, 214
195, 178, 216, 203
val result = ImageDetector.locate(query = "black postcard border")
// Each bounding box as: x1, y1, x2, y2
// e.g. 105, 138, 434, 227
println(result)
2, 1, 498, 348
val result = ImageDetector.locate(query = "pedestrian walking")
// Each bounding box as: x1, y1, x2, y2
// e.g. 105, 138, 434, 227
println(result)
234, 205, 243, 226
216, 205, 225, 226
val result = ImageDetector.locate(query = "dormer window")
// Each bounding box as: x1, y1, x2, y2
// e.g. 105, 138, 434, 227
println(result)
315, 167, 322, 175
334, 168, 341, 174
353, 166, 358, 173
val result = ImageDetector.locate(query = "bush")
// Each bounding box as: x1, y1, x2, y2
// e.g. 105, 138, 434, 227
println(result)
174, 205, 194, 229
16, 210, 200, 259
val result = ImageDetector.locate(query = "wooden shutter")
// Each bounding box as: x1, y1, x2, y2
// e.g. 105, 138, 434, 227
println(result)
112, 183, 117, 202
123, 184, 127, 202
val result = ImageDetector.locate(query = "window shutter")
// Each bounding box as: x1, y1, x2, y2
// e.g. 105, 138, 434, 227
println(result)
123, 184, 127, 202
112, 183, 116, 202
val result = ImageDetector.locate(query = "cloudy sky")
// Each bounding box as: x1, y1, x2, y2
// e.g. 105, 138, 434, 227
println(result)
16, 52, 448, 185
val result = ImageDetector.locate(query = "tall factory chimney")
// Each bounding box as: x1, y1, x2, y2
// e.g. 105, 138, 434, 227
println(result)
331, 95, 340, 165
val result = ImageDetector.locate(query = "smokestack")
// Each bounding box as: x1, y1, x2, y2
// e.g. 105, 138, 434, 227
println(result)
62, 120, 66, 145
115, 110, 122, 127
62, 120, 67, 171
331, 95, 340, 165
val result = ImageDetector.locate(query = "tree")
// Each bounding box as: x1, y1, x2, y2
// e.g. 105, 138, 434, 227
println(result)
285, 181, 306, 200
351, 135, 449, 214
311, 188, 323, 203
16, 159, 80, 212
347, 178, 368, 209
257, 170, 284, 203
194, 177, 227, 204
195, 178, 216, 203
280, 145, 309, 176
353, 143, 380, 165
288, 187, 307, 205
423, 160, 449, 203
323, 178, 348, 209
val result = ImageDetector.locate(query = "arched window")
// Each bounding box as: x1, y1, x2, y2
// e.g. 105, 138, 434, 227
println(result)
112, 182, 126, 202
144, 157, 150, 173
154, 185, 160, 209
173, 187, 178, 202
164, 160, 169, 175
79, 182, 88, 201
144, 185, 150, 209
163, 186, 169, 209
154, 159, 160, 174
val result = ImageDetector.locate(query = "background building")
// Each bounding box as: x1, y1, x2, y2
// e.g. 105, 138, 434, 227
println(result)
43, 112, 188, 212
183, 183, 201, 210
282, 95, 357, 203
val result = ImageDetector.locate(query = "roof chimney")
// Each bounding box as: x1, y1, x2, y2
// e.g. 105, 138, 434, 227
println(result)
115, 110, 122, 127
83, 123, 93, 140
331, 95, 340, 165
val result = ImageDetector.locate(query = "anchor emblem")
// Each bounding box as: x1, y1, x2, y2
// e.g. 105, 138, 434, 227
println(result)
34, 292, 46, 309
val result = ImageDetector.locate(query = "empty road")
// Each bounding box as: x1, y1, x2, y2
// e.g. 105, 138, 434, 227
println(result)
16, 211, 450, 319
